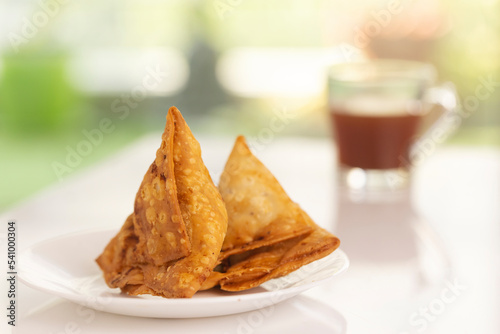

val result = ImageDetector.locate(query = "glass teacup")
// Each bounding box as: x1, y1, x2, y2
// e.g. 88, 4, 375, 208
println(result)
328, 59, 458, 191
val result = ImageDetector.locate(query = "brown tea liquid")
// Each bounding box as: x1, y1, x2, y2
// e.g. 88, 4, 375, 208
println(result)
331, 110, 421, 170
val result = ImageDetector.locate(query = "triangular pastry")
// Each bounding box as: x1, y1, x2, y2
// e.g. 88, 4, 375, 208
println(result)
96, 107, 228, 298
218, 136, 314, 259
201, 136, 340, 291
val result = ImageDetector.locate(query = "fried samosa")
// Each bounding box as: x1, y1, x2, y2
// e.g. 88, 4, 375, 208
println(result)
218, 136, 314, 259
96, 106, 228, 298
202, 136, 340, 291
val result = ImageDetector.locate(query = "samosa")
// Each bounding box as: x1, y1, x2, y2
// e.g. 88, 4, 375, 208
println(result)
96, 107, 228, 298
202, 136, 340, 291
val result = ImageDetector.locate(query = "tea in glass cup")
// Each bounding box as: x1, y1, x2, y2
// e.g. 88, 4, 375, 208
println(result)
328, 60, 457, 191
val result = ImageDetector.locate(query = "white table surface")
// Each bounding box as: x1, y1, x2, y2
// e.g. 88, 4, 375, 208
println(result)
1, 134, 499, 334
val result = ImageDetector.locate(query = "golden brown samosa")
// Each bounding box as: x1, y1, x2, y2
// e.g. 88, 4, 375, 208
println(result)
202, 136, 340, 291
218, 136, 314, 259
96, 106, 227, 298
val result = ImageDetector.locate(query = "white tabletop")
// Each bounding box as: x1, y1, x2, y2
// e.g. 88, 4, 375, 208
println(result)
1, 135, 499, 334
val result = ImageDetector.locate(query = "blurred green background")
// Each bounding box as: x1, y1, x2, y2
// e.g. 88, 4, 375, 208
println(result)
1, 0, 499, 210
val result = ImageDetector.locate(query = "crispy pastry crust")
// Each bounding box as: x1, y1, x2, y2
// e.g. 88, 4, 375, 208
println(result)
96, 107, 228, 298
218, 136, 313, 259
201, 136, 340, 292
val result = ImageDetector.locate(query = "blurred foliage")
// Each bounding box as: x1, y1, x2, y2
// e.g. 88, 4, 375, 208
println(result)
435, 0, 500, 128
0, 51, 80, 135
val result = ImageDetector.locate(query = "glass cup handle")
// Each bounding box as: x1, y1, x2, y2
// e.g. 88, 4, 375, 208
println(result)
412, 82, 460, 156
424, 82, 458, 113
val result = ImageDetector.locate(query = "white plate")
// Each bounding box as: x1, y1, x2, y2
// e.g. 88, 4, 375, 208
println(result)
19, 229, 349, 318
